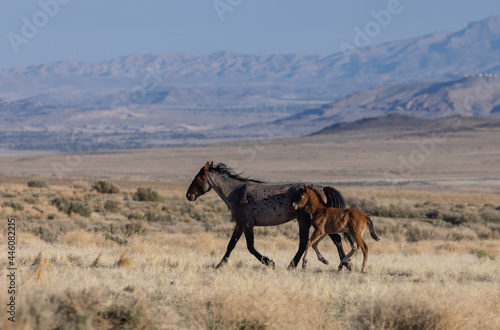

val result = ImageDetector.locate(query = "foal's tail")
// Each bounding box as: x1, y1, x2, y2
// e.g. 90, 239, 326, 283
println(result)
366, 217, 381, 241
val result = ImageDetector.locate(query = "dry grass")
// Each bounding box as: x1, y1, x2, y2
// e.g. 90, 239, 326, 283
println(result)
1, 178, 500, 329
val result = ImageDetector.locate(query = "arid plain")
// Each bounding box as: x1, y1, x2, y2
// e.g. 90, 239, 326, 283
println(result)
1, 118, 500, 329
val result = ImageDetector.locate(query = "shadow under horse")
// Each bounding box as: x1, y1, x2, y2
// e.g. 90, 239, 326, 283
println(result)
186, 162, 352, 270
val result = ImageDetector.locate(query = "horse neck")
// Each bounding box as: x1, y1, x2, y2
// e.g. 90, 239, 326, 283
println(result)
207, 172, 246, 208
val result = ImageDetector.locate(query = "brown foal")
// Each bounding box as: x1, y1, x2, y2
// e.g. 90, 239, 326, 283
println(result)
292, 185, 380, 273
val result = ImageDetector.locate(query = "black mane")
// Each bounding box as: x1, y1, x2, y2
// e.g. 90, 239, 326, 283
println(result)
210, 163, 264, 183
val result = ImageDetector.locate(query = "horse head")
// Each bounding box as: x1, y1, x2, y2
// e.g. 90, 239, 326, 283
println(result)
186, 161, 213, 201
292, 184, 311, 210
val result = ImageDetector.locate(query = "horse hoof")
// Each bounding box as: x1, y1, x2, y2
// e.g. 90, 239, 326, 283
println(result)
322, 259, 329, 265
263, 258, 275, 270
346, 262, 353, 272
214, 263, 223, 269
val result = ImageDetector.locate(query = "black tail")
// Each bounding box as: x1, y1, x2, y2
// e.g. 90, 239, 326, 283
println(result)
323, 186, 345, 209
366, 217, 381, 241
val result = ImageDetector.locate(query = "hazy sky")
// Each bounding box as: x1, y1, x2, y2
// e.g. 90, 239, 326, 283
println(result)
1, 0, 499, 69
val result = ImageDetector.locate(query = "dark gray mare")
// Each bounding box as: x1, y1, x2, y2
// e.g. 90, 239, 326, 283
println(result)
186, 162, 352, 270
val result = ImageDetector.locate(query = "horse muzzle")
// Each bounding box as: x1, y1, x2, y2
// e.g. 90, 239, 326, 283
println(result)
186, 193, 197, 201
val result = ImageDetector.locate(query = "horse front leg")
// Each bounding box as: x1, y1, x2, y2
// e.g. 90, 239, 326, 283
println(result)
288, 214, 311, 269
328, 233, 353, 272
242, 222, 275, 269
215, 223, 243, 269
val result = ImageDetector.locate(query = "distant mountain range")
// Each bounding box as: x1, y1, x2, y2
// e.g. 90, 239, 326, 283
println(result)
263, 75, 500, 136
311, 114, 500, 137
3, 16, 500, 100
2, 16, 500, 151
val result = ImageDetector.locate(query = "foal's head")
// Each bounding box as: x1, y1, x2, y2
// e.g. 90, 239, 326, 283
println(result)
292, 184, 323, 214
292, 185, 310, 211
186, 162, 213, 201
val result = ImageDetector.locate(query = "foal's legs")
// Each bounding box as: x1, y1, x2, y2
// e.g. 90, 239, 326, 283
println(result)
215, 223, 243, 269
340, 237, 358, 268
312, 235, 329, 265
359, 238, 369, 273
303, 229, 325, 269
242, 222, 275, 269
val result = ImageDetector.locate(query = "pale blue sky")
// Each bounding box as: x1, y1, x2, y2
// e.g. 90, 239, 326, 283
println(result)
1, 0, 499, 69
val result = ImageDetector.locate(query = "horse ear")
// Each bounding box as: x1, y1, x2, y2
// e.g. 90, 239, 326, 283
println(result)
302, 184, 308, 191
204, 162, 210, 171
209, 161, 214, 167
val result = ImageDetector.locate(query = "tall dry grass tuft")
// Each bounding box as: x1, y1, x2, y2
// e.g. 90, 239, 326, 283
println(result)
352, 287, 500, 330
31, 252, 52, 281
10, 288, 157, 330
116, 252, 133, 268
183, 284, 334, 330
90, 253, 103, 268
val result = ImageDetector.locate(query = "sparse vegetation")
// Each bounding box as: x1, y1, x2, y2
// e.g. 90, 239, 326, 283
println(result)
103, 200, 120, 212
27, 179, 49, 188
68, 202, 92, 217
133, 187, 162, 202
92, 180, 120, 194
2, 177, 500, 329
3, 201, 24, 211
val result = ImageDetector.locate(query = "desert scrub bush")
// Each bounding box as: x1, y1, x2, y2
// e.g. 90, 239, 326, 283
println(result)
345, 196, 378, 215
51, 197, 91, 217
405, 224, 443, 242
27, 179, 49, 188
123, 221, 147, 236
104, 200, 120, 212
104, 233, 128, 245
377, 203, 423, 219
133, 187, 162, 202
51, 197, 70, 213
446, 227, 478, 241
68, 202, 92, 217
92, 180, 119, 194
15, 288, 156, 329
480, 207, 500, 223
425, 209, 441, 219
476, 250, 495, 260
441, 211, 464, 225
145, 210, 176, 224
128, 212, 145, 220
3, 201, 24, 211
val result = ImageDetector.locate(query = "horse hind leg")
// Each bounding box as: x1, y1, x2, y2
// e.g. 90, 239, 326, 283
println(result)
312, 234, 329, 265
359, 238, 369, 273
